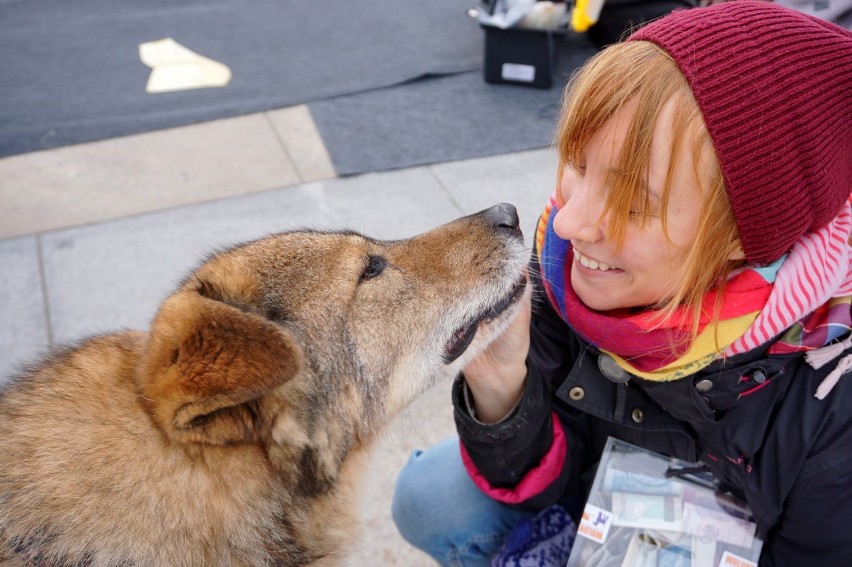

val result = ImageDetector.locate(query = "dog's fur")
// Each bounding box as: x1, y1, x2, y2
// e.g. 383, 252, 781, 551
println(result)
0, 204, 528, 567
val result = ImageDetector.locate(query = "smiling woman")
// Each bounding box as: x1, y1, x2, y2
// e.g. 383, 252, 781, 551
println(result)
553, 98, 713, 313
392, 3, 852, 566
551, 42, 744, 327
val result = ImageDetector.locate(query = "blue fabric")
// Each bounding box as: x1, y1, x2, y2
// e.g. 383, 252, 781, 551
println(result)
491, 504, 577, 567
392, 436, 535, 567
540, 204, 570, 320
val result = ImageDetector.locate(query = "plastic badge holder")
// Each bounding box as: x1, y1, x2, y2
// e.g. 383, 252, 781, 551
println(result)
567, 438, 763, 567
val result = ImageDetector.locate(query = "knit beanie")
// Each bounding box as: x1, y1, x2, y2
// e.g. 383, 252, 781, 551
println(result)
629, 1, 852, 264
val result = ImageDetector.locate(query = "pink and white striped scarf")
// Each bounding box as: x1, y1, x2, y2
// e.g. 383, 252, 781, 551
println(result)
728, 199, 852, 398
727, 200, 852, 356
536, 193, 852, 398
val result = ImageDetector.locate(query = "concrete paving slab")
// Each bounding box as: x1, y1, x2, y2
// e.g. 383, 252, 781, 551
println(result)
3, 151, 554, 565
266, 106, 337, 182
40, 166, 463, 345
347, 154, 560, 565
0, 112, 302, 239
31, 164, 472, 566
345, 378, 457, 567
0, 236, 50, 383
430, 147, 559, 248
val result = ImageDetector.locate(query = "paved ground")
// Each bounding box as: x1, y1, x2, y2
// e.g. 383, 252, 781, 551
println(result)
0, 104, 558, 565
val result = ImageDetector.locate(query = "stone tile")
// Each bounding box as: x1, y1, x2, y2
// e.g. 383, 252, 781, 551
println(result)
345, 378, 457, 567
6, 154, 547, 564
0, 113, 301, 239
266, 105, 337, 183
430, 148, 559, 247
33, 165, 469, 563
0, 236, 50, 383
40, 166, 463, 344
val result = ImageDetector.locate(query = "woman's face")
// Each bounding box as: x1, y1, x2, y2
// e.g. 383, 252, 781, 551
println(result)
552, 99, 710, 312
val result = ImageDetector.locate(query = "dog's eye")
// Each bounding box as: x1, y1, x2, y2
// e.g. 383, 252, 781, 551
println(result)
360, 254, 387, 282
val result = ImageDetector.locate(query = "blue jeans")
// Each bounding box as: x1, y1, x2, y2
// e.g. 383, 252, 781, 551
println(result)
391, 436, 536, 567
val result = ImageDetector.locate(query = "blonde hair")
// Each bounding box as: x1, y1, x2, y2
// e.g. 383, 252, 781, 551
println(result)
555, 41, 745, 340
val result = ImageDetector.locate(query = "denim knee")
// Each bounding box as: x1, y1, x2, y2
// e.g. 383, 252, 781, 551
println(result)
391, 437, 534, 567
391, 446, 454, 549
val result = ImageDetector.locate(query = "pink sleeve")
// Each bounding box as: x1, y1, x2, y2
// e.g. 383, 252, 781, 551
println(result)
459, 412, 568, 504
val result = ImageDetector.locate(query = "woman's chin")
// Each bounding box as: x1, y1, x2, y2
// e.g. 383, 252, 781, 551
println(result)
573, 286, 618, 312
571, 271, 627, 312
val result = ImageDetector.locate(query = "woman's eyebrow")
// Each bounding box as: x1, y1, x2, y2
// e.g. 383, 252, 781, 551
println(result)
608, 167, 662, 201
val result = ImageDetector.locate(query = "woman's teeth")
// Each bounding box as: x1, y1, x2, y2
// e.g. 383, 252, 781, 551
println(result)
575, 250, 615, 271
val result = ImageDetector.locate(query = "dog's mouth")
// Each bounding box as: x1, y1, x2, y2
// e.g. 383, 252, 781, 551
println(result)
442, 275, 527, 364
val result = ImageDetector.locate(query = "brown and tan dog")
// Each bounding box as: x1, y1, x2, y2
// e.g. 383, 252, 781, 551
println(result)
0, 204, 528, 567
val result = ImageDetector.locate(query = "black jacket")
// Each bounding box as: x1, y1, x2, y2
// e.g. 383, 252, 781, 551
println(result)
455, 273, 852, 566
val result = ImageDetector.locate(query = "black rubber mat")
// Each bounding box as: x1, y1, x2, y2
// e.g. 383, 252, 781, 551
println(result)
0, 0, 482, 156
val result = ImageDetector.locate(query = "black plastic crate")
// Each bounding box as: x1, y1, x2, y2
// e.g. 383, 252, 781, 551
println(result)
482, 25, 563, 89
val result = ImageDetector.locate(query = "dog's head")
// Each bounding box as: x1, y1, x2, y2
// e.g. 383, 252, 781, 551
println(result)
137, 204, 527, 464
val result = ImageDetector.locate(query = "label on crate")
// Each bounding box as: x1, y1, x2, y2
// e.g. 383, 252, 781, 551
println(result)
576, 503, 612, 544
719, 551, 757, 567
501, 63, 535, 83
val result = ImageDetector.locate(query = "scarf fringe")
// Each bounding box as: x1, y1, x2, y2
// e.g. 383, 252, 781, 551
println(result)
805, 335, 852, 369
814, 354, 852, 400
806, 335, 852, 399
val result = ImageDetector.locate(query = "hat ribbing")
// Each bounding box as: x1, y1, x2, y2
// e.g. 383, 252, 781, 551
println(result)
629, 1, 852, 264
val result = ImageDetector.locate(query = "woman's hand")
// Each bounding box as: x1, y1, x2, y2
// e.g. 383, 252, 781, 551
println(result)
463, 285, 532, 424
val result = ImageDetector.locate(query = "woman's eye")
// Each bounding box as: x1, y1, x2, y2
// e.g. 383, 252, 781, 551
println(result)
569, 162, 586, 176
360, 254, 387, 282
559, 164, 584, 203
628, 207, 661, 221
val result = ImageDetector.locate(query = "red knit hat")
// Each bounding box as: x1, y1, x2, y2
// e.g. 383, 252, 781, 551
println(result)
629, 1, 852, 264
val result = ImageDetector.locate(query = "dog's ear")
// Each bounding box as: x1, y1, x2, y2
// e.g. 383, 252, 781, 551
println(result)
138, 289, 302, 445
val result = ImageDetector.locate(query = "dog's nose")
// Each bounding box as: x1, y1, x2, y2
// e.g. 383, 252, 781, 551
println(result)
483, 203, 520, 233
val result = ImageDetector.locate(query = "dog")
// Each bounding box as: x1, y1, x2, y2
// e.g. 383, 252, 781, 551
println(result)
0, 203, 529, 567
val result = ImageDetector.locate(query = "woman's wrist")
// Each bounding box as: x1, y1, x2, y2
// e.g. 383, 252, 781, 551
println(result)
463, 366, 527, 424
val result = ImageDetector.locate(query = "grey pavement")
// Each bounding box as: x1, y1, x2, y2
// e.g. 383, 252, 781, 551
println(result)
0, 107, 558, 565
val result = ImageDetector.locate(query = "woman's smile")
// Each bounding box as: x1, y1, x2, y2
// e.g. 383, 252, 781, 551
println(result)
572, 248, 620, 273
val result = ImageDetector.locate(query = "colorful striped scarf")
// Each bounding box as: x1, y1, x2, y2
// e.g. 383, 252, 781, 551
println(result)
535, 191, 852, 391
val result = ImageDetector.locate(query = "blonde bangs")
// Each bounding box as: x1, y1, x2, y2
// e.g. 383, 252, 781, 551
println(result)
556, 42, 691, 245
555, 41, 745, 343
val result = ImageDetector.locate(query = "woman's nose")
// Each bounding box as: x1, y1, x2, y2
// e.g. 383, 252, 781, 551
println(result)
552, 183, 604, 243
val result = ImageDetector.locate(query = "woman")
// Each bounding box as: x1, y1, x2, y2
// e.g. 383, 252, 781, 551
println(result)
392, 2, 852, 566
